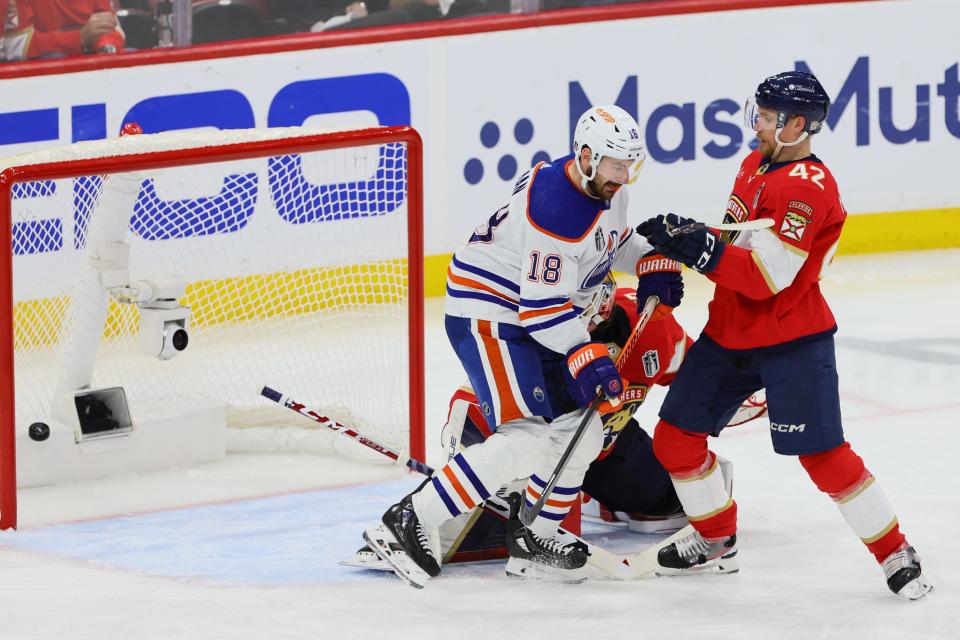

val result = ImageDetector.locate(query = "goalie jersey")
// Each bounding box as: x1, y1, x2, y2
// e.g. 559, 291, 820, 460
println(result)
446, 154, 653, 354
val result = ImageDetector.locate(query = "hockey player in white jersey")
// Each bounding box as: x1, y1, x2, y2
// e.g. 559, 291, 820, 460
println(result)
363, 105, 664, 587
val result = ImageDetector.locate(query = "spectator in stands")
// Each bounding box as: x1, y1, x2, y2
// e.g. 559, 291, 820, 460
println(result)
314, 0, 502, 30
4, 0, 125, 60
1, 0, 9, 61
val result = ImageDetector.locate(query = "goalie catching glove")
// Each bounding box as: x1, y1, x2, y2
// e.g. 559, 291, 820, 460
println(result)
567, 343, 622, 408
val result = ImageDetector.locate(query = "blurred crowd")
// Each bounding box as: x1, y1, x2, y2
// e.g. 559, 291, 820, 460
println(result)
0, 0, 645, 61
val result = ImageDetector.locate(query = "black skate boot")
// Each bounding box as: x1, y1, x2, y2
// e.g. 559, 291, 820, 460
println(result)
882, 543, 932, 600
504, 493, 589, 582
363, 494, 441, 588
656, 528, 738, 575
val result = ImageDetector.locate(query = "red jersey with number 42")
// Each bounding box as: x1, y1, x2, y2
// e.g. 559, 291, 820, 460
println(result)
704, 150, 846, 350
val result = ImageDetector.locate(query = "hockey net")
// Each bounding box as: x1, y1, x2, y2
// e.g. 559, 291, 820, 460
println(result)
0, 126, 424, 529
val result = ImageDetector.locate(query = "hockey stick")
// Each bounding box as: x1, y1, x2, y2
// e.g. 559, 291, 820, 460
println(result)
665, 218, 774, 237
619, 524, 696, 578
260, 386, 434, 476
519, 295, 660, 528
262, 385, 649, 580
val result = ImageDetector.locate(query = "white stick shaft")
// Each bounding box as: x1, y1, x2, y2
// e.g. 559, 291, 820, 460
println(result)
667, 218, 774, 237
711, 218, 774, 231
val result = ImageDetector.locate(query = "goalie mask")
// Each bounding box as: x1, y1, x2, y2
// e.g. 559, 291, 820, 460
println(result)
581, 273, 617, 331
572, 105, 646, 192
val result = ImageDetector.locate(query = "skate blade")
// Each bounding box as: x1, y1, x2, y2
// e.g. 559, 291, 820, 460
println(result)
504, 557, 589, 584
896, 575, 933, 601
362, 525, 431, 589
655, 554, 739, 577
338, 544, 393, 571
338, 556, 393, 572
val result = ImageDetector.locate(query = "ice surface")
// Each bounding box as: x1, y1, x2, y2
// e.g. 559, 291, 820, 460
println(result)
1, 250, 957, 639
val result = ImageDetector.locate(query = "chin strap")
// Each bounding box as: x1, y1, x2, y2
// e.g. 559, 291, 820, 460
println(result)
771, 127, 809, 162
574, 155, 597, 191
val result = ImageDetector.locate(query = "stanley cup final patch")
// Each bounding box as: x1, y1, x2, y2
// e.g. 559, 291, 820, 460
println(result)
642, 349, 660, 378
780, 210, 810, 242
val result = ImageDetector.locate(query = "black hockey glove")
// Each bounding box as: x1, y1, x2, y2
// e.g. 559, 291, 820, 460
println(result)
635, 251, 683, 310
636, 213, 726, 275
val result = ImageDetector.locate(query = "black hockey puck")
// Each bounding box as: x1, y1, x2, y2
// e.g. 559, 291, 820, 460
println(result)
28, 422, 50, 442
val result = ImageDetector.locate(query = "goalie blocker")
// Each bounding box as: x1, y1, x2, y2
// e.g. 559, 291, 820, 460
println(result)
345, 291, 766, 569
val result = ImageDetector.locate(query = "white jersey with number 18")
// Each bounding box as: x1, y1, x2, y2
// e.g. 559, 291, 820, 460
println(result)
445, 154, 652, 355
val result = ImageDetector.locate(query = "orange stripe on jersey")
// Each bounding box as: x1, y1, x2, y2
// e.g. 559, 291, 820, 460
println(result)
525, 485, 578, 509
447, 268, 519, 304
518, 301, 573, 321
476, 320, 524, 425
442, 465, 476, 510
526, 160, 603, 243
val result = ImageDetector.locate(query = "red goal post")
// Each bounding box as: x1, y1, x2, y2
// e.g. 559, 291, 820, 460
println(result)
0, 125, 425, 530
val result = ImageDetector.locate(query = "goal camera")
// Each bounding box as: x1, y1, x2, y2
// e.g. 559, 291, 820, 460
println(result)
138, 301, 191, 360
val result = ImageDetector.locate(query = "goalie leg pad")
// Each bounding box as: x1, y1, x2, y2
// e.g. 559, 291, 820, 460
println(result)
441, 386, 491, 460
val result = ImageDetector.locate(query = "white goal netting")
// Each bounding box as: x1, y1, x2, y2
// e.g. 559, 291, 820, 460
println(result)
4, 127, 422, 459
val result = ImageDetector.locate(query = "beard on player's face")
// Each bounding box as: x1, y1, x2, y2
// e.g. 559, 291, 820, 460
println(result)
588, 175, 622, 199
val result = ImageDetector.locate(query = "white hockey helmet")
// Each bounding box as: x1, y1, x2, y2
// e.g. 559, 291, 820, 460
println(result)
572, 105, 646, 191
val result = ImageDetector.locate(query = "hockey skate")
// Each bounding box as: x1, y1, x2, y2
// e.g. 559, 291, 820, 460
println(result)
363, 494, 441, 589
504, 493, 590, 583
339, 544, 392, 571
655, 528, 739, 576
882, 543, 933, 601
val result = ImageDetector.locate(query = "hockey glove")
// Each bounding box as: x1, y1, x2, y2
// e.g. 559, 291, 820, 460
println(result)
635, 252, 683, 318
637, 213, 725, 275
567, 342, 622, 409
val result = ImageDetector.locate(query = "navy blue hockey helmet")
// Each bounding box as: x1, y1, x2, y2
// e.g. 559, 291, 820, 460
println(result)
751, 71, 831, 135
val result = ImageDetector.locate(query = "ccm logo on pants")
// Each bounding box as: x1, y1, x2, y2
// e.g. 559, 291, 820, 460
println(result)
770, 422, 806, 433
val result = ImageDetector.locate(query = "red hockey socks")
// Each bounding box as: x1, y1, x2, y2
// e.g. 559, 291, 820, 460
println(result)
799, 442, 906, 563
653, 420, 736, 539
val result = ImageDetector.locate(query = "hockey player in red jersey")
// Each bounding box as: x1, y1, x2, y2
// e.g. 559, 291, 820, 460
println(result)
636, 71, 932, 600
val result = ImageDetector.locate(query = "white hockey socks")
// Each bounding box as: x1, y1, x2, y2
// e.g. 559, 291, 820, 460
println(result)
415, 418, 547, 528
